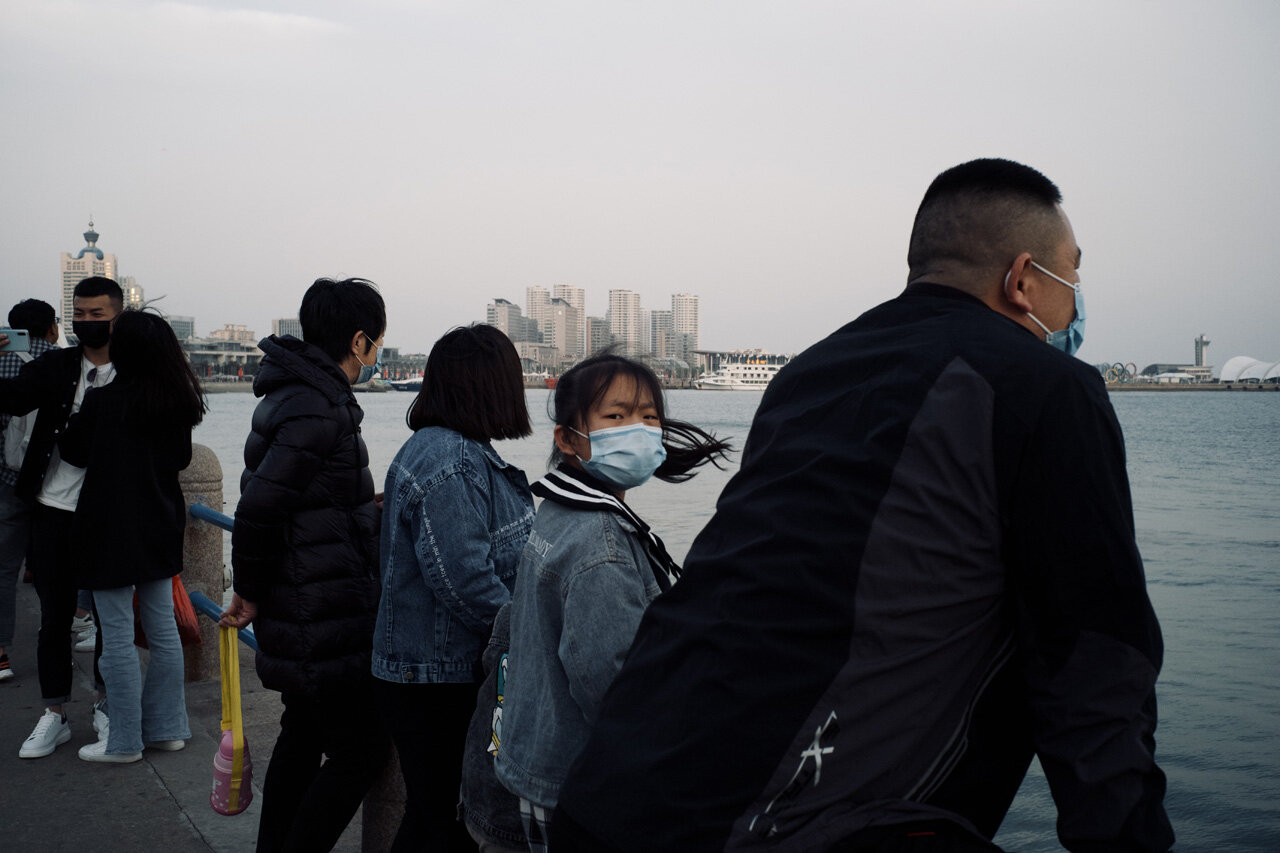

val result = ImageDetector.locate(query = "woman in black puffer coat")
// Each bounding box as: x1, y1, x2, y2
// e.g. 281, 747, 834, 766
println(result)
223, 278, 391, 853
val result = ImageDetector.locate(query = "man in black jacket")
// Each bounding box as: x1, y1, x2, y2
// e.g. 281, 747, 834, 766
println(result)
0, 277, 121, 759
220, 277, 391, 852
553, 160, 1173, 851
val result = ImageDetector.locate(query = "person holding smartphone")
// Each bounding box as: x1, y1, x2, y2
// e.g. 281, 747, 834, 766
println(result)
0, 298, 60, 684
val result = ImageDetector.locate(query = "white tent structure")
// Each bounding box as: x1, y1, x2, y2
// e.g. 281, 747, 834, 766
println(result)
1219, 356, 1280, 382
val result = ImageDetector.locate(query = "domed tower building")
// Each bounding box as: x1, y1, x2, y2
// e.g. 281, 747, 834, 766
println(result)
59, 219, 118, 344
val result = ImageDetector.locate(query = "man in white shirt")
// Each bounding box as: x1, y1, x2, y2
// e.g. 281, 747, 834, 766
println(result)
0, 277, 122, 758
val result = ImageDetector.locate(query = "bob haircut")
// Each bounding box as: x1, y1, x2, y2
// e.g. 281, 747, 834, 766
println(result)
407, 324, 532, 441
109, 309, 207, 428
548, 349, 731, 483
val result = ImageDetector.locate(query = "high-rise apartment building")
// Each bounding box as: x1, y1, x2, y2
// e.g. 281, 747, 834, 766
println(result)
121, 276, 145, 310
60, 220, 118, 344
547, 298, 583, 362
273, 317, 303, 339
553, 284, 586, 357
526, 286, 552, 341
487, 298, 540, 343
672, 293, 700, 362
608, 289, 643, 356
650, 309, 674, 359
586, 316, 612, 355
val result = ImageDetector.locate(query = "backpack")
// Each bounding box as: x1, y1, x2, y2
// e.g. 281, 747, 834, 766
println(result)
3, 351, 35, 470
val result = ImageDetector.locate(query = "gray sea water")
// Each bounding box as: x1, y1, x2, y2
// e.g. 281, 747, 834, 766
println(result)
194, 389, 1280, 851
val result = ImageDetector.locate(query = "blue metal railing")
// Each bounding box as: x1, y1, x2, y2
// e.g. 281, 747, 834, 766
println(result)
188, 501, 258, 651
190, 501, 233, 532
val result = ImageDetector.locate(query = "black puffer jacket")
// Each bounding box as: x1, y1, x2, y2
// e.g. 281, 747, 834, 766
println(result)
231, 335, 380, 697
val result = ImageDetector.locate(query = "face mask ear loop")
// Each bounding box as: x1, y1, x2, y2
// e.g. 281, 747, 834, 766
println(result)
1026, 313, 1053, 336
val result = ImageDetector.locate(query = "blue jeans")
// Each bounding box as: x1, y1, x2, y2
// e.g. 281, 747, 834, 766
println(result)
93, 578, 190, 754
0, 480, 30, 649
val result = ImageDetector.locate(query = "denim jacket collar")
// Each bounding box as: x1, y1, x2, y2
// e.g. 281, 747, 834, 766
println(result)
532, 464, 681, 591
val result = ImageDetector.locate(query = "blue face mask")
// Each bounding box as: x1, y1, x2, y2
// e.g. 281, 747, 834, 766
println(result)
571, 423, 667, 491
354, 337, 382, 384
1025, 261, 1086, 356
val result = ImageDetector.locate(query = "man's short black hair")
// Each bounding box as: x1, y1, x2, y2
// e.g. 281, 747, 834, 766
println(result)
908, 158, 1065, 274
299, 278, 387, 366
8, 298, 57, 336
73, 276, 124, 309
407, 325, 532, 441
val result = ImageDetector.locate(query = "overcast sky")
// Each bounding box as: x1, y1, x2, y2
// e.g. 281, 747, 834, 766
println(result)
2, 1, 1277, 367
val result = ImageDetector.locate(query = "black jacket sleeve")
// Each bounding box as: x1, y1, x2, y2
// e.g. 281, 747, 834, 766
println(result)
0, 350, 58, 416
1007, 369, 1173, 852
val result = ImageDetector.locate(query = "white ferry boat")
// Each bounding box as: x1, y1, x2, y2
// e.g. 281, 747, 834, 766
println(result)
693, 359, 786, 391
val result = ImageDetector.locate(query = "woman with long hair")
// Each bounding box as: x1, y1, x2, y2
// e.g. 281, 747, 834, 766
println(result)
373, 324, 535, 850
58, 309, 205, 762
495, 352, 731, 846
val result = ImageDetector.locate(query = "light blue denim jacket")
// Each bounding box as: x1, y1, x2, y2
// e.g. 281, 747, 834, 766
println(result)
373, 427, 533, 684
495, 496, 663, 809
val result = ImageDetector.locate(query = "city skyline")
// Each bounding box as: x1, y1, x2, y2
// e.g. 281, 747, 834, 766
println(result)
4, 3, 1276, 367
38, 218, 1244, 375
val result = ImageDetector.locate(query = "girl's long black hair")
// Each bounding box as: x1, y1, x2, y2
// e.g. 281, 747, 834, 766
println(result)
109, 309, 207, 428
548, 350, 732, 482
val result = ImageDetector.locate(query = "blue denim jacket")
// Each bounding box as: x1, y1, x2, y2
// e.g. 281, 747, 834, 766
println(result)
495, 497, 663, 809
373, 427, 533, 684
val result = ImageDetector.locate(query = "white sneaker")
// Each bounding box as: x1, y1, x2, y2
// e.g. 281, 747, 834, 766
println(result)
77, 739, 141, 764
145, 740, 186, 751
93, 699, 110, 741
70, 613, 94, 633
19, 708, 71, 758
74, 630, 96, 653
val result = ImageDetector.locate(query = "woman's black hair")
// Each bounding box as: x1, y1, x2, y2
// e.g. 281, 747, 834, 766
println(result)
108, 309, 207, 428
407, 324, 532, 441
548, 349, 732, 482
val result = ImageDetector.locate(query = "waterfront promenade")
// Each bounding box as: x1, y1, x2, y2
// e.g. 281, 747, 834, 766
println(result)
0, 579, 364, 852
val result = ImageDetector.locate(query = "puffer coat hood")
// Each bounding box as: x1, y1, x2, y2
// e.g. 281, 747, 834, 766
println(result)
231, 335, 381, 697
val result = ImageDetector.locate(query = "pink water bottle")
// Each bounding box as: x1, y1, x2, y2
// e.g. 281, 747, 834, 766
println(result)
210, 729, 253, 815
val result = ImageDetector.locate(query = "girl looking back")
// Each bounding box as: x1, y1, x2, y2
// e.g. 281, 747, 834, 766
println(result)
495, 352, 731, 847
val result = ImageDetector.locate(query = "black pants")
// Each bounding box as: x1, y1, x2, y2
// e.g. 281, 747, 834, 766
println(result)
31, 505, 81, 704
257, 686, 392, 853
375, 678, 480, 852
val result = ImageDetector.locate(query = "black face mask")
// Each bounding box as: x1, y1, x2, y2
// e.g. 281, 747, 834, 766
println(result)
72, 320, 111, 349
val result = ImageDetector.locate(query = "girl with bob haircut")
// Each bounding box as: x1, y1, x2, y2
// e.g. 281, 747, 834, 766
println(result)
58, 309, 206, 763
494, 351, 731, 844
373, 324, 535, 850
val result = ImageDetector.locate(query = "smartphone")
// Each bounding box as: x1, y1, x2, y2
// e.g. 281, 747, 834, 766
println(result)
0, 328, 31, 352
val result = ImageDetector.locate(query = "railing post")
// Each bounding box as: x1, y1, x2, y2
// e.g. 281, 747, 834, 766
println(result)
180, 443, 225, 681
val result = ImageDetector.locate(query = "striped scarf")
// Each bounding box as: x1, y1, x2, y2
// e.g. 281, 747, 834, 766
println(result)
531, 464, 682, 592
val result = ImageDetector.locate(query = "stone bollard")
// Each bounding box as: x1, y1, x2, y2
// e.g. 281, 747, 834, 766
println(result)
180, 443, 225, 682
362, 746, 405, 852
